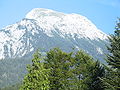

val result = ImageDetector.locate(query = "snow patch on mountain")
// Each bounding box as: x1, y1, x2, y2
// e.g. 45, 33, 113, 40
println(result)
26, 8, 108, 40
0, 8, 108, 59
96, 47, 103, 54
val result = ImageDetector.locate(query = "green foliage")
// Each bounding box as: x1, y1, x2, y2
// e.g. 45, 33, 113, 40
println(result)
44, 48, 105, 90
89, 61, 105, 90
44, 48, 76, 90
74, 51, 105, 90
103, 18, 120, 90
74, 50, 94, 89
102, 66, 120, 90
20, 50, 50, 90
106, 19, 120, 68
20, 48, 105, 90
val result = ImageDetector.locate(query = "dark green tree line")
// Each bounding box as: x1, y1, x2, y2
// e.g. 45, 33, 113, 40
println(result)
74, 51, 105, 90
103, 18, 120, 90
20, 48, 105, 90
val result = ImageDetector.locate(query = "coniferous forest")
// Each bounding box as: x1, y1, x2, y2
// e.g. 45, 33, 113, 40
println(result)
0, 19, 120, 90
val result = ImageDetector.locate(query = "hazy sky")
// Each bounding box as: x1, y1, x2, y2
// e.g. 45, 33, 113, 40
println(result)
0, 0, 120, 34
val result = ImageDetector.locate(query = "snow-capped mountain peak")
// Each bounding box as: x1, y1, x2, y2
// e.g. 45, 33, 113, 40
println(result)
26, 8, 65, 19
26, 8, 107, 40
0, 8, 108, 60
0, 8, 109, 88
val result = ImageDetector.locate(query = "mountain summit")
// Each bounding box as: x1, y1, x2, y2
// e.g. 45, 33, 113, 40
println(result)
0, 8, 108, 88
0, 8, 108, 60
26, 8, 107, 39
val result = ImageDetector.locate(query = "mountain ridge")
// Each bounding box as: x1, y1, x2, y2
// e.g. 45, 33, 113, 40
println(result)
25, 8, 108, 40
0, 8, 108, 60
0, 8, 109, 88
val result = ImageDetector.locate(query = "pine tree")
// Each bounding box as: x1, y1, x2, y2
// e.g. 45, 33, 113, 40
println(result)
20, 48, 106, 90
74, 50, 94, 89
20, 50, 50, 90
104, 18, 120, 89
89, 61, 105, 90
74, 50, 105, 90
44, 48, 75, 90
106, 18, 120, 69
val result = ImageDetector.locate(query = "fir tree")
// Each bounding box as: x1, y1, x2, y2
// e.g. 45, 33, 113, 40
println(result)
104, 18, 120, 90
106, 18, 120, 69
20, 50, 50, 90
89, 61, 105, 90
20, 48, 106, 90
44, 48, 75, 90
74, 50, 105, 90
74, 50, 94, 89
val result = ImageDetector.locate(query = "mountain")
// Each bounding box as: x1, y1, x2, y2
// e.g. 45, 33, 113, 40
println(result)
0, 8, 108, 60
0, 8, 108, 88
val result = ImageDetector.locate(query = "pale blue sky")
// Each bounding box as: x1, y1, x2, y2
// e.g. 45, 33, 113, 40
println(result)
0, 0, 120, 34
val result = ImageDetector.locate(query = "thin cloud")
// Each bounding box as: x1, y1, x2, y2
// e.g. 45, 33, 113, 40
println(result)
95, 0, 120, 8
